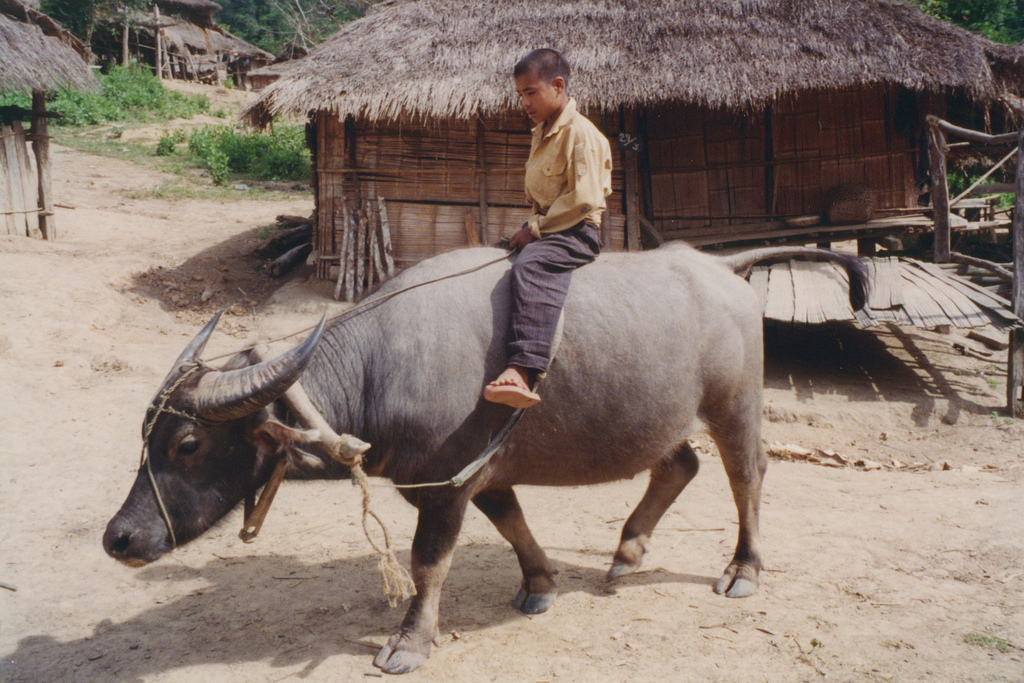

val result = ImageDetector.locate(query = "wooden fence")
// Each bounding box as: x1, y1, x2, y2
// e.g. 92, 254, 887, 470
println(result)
926, 116, 1023, 417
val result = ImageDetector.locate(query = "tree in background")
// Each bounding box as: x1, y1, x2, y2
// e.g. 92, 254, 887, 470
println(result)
41, 0, 151, 47
909, 0, 1024, 43
43, 0, 1022, 56
217, 0, 373, 55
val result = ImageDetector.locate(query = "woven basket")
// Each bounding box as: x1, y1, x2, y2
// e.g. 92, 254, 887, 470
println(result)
823, 184, 876, 225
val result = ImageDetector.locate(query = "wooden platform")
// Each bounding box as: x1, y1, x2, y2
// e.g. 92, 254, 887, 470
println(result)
677, 215, 936, 248
748, 256, 1022, 331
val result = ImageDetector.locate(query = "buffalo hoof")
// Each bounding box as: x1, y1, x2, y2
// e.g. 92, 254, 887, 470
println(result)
512, 586, 556, 614
373, 633, 431, 674
713, 564, 759, 598
607, 537, 649, 580
606, 557, 642, 580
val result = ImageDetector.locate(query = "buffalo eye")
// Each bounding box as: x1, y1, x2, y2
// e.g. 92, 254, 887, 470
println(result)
177, 437, 200, 456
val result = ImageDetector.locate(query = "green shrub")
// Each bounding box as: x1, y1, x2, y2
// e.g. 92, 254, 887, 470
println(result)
0, 65, 209, 127
156, 130, 178, 156
207, 148, 231, 185
187, 124, 310, 183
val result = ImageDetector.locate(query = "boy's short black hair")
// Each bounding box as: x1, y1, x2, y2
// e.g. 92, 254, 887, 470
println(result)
513, 48, 570, 87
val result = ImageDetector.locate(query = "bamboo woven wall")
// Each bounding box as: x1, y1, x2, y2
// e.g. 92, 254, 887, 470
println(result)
0, 122, 40, 238
314, 110, 627, 277
646, 85, 917, 241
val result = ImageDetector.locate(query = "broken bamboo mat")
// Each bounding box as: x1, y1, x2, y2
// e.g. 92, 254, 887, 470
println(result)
749, 256, 1022, 331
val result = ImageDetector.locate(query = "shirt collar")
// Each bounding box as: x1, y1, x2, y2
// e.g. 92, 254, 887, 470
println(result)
532, 98, 578, 140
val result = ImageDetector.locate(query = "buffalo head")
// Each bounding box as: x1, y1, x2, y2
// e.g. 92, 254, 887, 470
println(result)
103, 313, 327, 566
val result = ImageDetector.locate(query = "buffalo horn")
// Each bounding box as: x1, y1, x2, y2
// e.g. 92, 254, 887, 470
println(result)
190, 315, 328, 422
152, 311, 223, 402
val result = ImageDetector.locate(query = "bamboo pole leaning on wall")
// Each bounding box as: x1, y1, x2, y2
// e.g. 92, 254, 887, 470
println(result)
332, 198, 397, 302
1009, 130, 1024, 418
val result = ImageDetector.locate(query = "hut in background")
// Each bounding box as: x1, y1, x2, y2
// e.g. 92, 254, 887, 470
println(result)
91, 0, 271, 86
244, 0, 1024, 281
245, 41, 309, 92
0, 0, 97, 240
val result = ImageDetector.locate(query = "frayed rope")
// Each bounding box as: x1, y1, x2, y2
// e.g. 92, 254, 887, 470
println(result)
336, 444, 416, 607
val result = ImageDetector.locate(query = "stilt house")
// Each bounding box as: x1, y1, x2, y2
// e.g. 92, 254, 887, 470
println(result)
0, 0, 97, 240
243, 0, 1024, 280
91, 0, 271, 85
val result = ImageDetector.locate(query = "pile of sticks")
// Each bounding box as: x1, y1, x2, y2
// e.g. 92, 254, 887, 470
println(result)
255, 214, 314, 278
333, 197, 395, 302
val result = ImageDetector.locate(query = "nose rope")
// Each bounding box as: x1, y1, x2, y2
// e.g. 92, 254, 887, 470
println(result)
139, 361, 210, 550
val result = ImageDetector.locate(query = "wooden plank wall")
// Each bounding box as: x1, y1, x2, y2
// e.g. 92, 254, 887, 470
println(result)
315, 110, 627, 274
0, 122, 40, 238
646, 85, 917, 243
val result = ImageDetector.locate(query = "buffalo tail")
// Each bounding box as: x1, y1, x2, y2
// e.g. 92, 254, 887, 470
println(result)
720, 247, 869, 312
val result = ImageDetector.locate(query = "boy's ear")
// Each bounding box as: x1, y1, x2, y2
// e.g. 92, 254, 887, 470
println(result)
551, 76, 566, 93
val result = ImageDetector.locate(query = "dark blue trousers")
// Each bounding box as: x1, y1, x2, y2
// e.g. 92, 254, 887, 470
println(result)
507, 222, 601, 372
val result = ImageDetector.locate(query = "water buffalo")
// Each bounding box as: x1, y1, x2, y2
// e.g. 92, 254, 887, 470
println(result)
104, 242, 867, 674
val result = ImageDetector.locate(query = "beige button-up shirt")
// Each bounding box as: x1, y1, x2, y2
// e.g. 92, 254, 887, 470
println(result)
524, 98, 613, 238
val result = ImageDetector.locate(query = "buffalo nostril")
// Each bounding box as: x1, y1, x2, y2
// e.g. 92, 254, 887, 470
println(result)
107, 532, 132, 557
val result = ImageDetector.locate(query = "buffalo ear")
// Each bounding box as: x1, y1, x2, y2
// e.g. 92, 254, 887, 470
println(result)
249, 419, 321, 449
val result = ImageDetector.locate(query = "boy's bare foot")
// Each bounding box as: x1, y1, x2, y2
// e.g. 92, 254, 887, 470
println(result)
483, 366, 541, 408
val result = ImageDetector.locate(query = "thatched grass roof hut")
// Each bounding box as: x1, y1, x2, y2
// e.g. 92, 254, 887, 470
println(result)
246, 0, 1023, 125
242, 0, 1024, 284
1, 0, 96, 241
0, 0, 97, 94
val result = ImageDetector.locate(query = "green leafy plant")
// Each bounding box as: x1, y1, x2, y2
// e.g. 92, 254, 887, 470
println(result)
207, 148, 231, 186
0, 65, 208, 127
964, 633, 1011, 653
155, 130, 178, 156
187, 124, 311, 184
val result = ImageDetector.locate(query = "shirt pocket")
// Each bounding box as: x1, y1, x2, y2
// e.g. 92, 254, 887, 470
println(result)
535, 155, 567, 204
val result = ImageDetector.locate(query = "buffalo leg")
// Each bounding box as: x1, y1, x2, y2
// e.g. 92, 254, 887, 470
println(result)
473, 488, 557, 614
374, 493, 469, 675
608, 441, 700, 580
708, 399, 766, 598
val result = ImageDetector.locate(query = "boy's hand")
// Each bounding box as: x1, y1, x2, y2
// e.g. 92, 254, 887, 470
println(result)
509, 225, 536, 251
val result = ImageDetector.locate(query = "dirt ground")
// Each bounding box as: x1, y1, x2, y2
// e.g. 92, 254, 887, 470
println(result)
2, 121, 1023, 682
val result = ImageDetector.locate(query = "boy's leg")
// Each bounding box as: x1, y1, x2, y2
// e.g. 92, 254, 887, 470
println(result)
485, 223, 600, 407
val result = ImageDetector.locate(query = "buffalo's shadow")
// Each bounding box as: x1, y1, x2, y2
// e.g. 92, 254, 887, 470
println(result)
3, 544, 712, 682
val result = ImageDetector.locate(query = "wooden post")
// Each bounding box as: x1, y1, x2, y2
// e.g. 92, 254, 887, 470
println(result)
344, 205, 356, 302
1008, 130, 1024, 418
153, 6, 163, 79
334, 204, 351, 301
623, 107, 640, 251
355, 205, 366, 298
927, 116, 951, 263
464, 212, 481, 247
121, 18, 129, 66
377, 196, 395, 276
475, 118, 488, 245
30, 91, 54, 241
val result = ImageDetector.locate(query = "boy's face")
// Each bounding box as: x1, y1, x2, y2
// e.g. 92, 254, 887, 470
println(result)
515, 71, 567, 127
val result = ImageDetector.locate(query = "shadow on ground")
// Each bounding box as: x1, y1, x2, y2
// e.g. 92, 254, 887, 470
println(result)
3, 545, 712, 682
123, 227, 313, 317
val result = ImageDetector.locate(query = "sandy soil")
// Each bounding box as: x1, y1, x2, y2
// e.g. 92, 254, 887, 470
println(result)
1, 133, 1023, 682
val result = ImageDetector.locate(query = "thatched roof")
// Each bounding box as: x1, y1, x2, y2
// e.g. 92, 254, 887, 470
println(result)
157, 0, 221, 30
0, 0, 97, 94
243, 0, 1024, 127
160, 20, 271, 59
